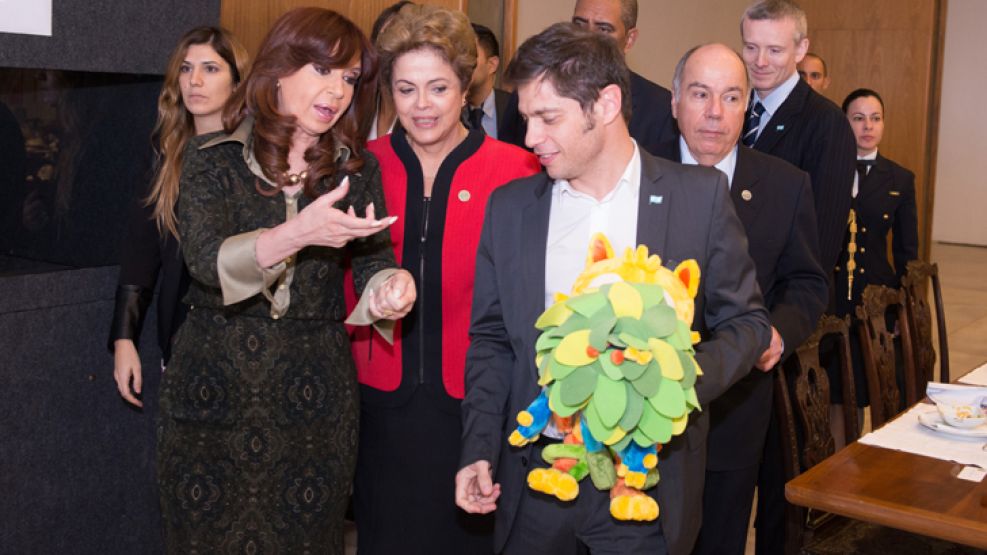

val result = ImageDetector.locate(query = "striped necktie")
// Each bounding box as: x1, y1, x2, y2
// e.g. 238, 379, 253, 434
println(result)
742, 102, 765, 147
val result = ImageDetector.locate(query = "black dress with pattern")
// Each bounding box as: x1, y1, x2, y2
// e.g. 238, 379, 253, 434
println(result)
158, 132, 395, 554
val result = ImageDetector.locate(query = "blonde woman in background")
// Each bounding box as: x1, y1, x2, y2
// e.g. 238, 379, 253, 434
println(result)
110, 26, 248, 406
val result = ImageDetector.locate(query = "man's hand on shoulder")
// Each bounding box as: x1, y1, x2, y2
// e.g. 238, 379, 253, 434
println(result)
455, 460, 501, 514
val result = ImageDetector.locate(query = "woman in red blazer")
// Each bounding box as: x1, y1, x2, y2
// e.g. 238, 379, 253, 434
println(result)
349, 5, 539, 555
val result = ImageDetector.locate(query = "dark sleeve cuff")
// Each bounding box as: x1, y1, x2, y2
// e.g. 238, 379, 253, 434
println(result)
107, 284, 153, 352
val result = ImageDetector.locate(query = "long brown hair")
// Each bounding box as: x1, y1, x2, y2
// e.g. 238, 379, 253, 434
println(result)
147, 26, 248, 238
223, 8, 377, 198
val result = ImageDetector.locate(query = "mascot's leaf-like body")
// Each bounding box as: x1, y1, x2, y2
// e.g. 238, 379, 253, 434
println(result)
509, 233, 702, 521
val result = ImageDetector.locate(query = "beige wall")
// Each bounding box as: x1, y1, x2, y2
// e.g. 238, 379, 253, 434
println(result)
516, 0, 749, 91
932, 0, 987, 246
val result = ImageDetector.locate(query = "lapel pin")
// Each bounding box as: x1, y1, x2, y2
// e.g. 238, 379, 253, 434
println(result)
649, 195, 663, 205
775, 125, 785, 131
741, 189, 753, 201
458, 190, 471, 202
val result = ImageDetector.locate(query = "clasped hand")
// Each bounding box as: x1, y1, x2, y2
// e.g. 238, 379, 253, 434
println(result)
368, 270, 416, 321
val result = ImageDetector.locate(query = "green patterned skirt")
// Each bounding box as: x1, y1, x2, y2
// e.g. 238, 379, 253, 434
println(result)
158, 307, 358, 554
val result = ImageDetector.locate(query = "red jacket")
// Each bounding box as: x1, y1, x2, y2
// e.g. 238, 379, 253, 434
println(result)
351, 130, 540, 400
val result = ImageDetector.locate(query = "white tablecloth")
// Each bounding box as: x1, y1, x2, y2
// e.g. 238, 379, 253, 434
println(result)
958, 361, 987, 386
858, 404, 987, 469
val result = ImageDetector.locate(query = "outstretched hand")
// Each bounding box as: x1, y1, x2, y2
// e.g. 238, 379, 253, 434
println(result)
293, 176, 397, 249
256, 176, 398, 268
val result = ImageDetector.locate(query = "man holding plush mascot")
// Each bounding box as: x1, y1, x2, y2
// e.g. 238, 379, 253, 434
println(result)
455, 22, 771, 555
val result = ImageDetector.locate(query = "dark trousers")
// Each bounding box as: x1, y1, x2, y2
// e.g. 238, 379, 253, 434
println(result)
754, 404, 786, 555
692, 464, 760, 555
354, 389, 494, 555
502, 444, 668, 555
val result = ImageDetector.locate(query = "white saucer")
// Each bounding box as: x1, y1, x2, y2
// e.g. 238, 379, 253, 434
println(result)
918, 411, 987, 438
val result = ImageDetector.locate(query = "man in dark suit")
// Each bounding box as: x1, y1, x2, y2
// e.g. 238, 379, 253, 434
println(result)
498, 0, 677, 155
740, 0, 855, 274
738, 3, 857, 553
655, 42, 829, 555
455, 23, 771, 555
466, 23, 510, 139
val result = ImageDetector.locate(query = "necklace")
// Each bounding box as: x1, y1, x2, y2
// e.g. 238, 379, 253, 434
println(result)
284, 169, 308, 184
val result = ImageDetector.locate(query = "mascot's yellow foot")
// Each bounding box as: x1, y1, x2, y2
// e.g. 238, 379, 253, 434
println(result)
527, 468, 579, 502
624, 471, 647, 490
610, 494, 659, 522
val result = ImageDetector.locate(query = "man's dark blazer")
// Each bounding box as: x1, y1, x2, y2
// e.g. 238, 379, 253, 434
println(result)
493, 88, 510, 137
498, 71, 678, 155
460, 150, 771, 555
833, 154, 919, 317
465, 88, 513, 139
655, 141, 829, 471
747, 77, 856, 273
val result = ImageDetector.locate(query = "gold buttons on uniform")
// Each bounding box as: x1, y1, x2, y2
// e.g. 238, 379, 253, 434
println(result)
741, 189, 752, 201
458, 190, 471, 202
861, 227, 867, 233
272, 314, 280, 320
860, 268, 866, 274
860, 247, 866, 253
882, 214, 889, 220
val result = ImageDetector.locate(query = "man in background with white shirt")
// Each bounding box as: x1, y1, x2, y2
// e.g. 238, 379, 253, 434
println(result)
739, 6, 856, 550
655, 42, 828, 555
740, 0, 854, 273
455, 22, 770, 555
465, 23, 509, 138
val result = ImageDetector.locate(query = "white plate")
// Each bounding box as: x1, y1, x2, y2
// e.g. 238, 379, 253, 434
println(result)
917, 411, 987, 438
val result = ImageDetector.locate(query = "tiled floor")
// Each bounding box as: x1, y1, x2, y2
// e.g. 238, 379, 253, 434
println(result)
345, 243, 987, 555
930, 242, 987, 376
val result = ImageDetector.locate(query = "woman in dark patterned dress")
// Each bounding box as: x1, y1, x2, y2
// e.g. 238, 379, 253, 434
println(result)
157, 8, 416, 553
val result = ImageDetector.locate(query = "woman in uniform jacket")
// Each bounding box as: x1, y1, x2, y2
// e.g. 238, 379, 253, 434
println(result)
830, 88, 919, 413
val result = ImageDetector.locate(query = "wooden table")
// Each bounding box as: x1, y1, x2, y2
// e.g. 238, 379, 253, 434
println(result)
786, 428, 987, 549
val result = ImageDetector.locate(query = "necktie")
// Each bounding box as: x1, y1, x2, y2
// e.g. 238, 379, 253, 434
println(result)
468, 106, 485, 134
853, 159, 875, 197
742, 102, 765, 147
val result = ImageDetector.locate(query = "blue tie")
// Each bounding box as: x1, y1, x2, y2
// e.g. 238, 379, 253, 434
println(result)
742, 102, 765, 147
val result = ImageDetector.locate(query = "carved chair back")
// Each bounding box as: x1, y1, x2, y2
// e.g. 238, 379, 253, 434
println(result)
856, 285, 917, 428
901, 260, 949, 383
774, 315, 857, 554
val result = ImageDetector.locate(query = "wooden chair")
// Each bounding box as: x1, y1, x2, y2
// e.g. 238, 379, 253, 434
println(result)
855, 285, 918, 427
779, 314, 982, 554
901, 260, 949, 384
775, 315, 857, 554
